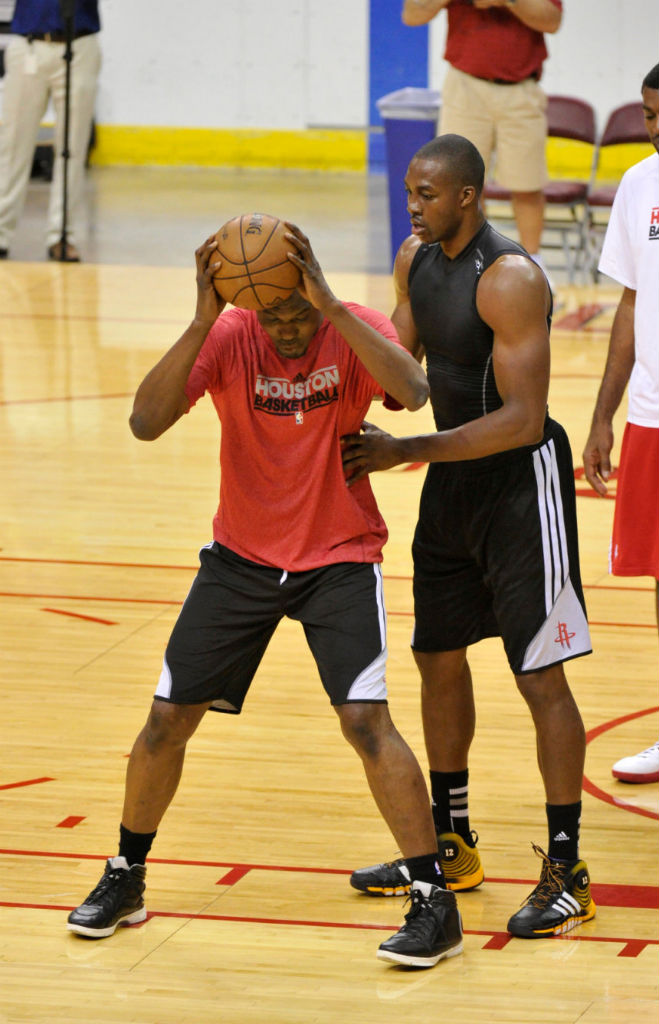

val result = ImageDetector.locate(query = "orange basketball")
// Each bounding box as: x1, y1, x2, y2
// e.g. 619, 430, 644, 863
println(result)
210, 213, 302, 310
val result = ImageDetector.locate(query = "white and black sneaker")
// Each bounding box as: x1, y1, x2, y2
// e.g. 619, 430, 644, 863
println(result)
67, 857, 147, 938
377, 881, 463, 967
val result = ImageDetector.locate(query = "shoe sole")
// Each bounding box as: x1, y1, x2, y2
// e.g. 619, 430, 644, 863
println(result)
67, 906, 147, 938
377, 941, 463, 967
445, 868, 484, 892
508, 902, 596, 939
612, 769, 659, 783
353, 882, 410, 897
352, 870, 484, 897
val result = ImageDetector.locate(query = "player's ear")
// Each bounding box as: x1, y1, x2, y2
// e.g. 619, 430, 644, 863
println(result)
460, 185, 476, 208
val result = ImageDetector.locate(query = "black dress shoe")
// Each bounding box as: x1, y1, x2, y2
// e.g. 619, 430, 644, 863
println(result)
48, 242, 81, 262
0, 248, 8, 258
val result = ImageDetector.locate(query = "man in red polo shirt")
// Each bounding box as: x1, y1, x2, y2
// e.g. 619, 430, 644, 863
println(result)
402, 0, 562, 277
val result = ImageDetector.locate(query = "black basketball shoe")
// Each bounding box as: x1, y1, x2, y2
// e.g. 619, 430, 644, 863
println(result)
67, 856, 147, 938
507, 843, 596, 938
350, 831, 483, 896
377, 881, 463, 967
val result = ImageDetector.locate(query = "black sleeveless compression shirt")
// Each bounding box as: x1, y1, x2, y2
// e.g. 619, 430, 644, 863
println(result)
408, 221, 552, 434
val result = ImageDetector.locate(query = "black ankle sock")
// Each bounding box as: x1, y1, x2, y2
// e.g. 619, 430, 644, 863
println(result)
404, 852, 445, 888
429, 769, 472, 842
546, 801, 581, 861
118, 823, 157, 866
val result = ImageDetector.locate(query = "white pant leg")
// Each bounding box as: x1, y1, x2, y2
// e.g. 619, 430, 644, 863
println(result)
46, 34, 101, 247
0, 36, 51, 249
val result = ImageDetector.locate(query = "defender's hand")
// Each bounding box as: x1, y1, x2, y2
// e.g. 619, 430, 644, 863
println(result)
341, 421, 404, 485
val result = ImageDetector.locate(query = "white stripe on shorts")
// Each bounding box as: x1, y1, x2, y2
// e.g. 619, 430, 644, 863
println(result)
372, 563, 387, 648
345, 564, 388, 702
532, 439, 569, 614
155, 656, 173, 699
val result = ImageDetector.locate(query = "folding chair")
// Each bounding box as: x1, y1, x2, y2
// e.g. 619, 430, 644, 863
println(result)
585, 102, 650, 279
483, 95, 598, 283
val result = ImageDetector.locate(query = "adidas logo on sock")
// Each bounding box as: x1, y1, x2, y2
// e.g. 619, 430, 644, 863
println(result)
553, 831, 570, 842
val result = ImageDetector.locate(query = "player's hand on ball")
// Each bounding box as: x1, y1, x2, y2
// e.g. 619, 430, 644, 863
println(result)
341, 421, 404, 484
195, 236, 226, 325
284, 222, 338, 313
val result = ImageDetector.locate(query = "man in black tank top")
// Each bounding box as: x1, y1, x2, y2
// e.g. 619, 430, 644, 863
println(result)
345, 135, 596, 941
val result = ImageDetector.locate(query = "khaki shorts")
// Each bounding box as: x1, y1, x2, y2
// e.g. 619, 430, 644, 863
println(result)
439, 65, 548, 191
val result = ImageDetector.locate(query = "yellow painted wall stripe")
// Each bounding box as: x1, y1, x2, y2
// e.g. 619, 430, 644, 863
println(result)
89, 126, 651, 182
90, 125, 368, 172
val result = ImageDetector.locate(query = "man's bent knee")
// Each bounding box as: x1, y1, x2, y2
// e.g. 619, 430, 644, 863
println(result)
335, 702, 393, 759
141, 699, 209, 752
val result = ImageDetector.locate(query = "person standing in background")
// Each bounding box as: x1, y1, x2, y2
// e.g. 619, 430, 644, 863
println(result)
401, 0, 562, 279
582, 63, 659, 786
0, 0, 101, 261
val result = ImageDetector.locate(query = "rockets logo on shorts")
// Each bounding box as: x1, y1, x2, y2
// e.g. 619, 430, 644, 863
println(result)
650, 206, 659, 240
254, 365, 340, 417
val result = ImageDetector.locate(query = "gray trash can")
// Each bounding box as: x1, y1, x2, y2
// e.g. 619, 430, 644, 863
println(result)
376, 87, 441, 265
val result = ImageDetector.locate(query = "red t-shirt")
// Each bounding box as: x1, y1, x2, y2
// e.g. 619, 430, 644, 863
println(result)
445, 0, 562, 83
184, 303, 401, 571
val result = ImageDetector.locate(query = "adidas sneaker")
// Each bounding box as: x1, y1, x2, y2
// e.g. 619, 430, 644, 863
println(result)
507, 843, 596, 938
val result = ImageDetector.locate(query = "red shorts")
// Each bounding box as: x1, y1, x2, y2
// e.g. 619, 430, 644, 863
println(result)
610, 423, 659, 578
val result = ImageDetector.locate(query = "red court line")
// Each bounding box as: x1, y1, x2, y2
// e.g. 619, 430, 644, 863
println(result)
0, 312, 184, 325
57, 816, 85, 829
0, 592, 179, 606
1, 557, 654, 594
0, 393, 132, 407
1, 591, 652, 631
42, 607, 117, 625
1, 849, 655, 909
0, 555, 194, 570
0, 777, 54, 791
1, 900, 655, 955
584, 706, 659, 821
553, 304, 609, 331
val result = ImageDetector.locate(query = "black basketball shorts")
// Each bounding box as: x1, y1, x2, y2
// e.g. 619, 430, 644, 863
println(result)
154, 542, 388, 713
411, 420, 592, 674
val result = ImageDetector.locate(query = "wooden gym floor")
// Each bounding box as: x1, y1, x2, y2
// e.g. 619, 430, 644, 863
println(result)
0, 167, 657, 1024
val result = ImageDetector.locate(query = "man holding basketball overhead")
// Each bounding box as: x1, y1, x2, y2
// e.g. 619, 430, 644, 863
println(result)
67, 221, 463, 968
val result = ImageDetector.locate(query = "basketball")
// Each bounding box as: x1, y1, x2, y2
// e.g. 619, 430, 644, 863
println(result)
210, 212, 302, 310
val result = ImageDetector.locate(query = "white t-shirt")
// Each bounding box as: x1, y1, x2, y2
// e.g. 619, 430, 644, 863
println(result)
598, 152, 659, 429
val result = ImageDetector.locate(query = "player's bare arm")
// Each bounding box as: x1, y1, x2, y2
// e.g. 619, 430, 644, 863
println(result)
129, 238, 226, 441
582, 287, 636, 496
472, 0, 562, 33
285, 222, 429, 412
341, 255, 551, 481
390, 235, 426, 362
401, 0, 450, 28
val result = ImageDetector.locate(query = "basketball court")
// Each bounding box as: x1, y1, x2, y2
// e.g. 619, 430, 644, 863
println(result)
0, 167, 657, 1023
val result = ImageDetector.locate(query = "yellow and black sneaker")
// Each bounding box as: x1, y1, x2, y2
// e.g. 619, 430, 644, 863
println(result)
350, 831, 484, 896
507, 843, 596, 938
438, 831, 484, 891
